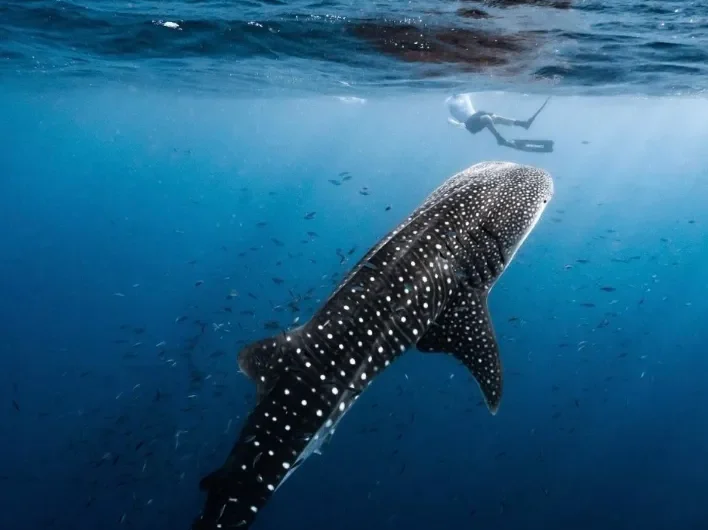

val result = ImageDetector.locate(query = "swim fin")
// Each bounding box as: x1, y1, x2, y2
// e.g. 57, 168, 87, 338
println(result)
523, 96, 551, 129
509, 138, 554, 153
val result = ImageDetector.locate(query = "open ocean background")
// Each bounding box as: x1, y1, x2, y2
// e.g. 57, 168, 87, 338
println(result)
3, 1, 708, 529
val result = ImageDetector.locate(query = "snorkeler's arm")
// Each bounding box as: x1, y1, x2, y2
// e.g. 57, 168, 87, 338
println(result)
447, 117, 465, 128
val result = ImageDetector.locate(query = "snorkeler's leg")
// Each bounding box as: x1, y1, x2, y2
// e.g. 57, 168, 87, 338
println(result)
491, 113, 536, 129
491, 96, 551, 130
489, 115, 517, 126
482, 118, 512, 147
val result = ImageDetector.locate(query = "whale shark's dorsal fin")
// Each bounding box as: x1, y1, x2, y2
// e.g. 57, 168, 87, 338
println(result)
416, 282, 502, 415
238, 328, 304, 400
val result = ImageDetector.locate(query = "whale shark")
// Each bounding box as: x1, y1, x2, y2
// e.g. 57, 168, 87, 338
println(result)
192, 161, 554, 529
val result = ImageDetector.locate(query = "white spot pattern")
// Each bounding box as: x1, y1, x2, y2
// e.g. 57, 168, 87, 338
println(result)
196, 162, 553, 529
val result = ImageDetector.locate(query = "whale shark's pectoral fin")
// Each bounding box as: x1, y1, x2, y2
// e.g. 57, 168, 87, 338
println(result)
416, 285, 502, 414
237, 327, 304, 401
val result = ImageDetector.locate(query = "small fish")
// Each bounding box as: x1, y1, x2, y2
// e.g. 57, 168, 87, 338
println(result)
195, 280, 204, 287
12, 400, 20, 411
328, 179, 341, 186
385, 205, 391, 211
175, 315, 188, 323
113, 292, 125, 297
304, 212, 316, 220
272, 277, 285, 285
600, 286, 616, 292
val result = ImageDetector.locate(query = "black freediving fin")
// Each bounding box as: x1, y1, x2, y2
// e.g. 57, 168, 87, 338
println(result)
416, 284, 503, 414
526, 96, 551, 126
510, 138, 554, 153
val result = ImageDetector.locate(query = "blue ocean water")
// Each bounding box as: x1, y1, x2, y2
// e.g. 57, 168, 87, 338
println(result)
2, 2, 708, 530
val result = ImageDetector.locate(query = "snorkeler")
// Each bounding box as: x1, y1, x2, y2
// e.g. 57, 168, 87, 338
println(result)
446, 93, 553, 153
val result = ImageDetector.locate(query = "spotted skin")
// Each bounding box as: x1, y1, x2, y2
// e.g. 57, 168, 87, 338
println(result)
192, 161, 553, 529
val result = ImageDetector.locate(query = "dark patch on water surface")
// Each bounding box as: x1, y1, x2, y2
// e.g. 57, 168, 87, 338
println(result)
351, 22, 533, 70
4, 0, 708, 93
475, 0, 572, 8
456, 8, 491, 19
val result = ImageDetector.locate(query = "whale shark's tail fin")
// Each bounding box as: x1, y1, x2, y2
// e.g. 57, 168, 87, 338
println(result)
193, 329, 325, 530
192, 382, 309, 530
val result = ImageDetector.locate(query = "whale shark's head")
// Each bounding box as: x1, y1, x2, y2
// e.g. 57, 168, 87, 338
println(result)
461, 161, 554, 267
